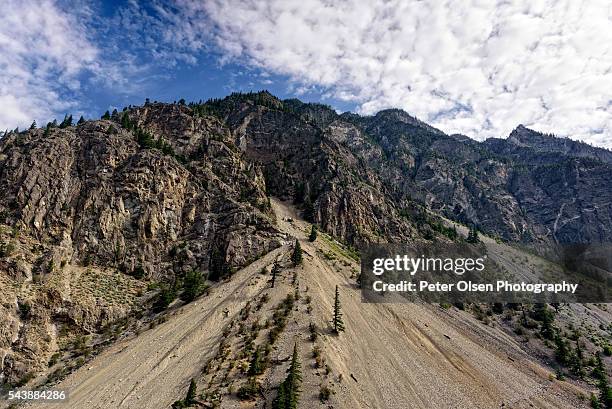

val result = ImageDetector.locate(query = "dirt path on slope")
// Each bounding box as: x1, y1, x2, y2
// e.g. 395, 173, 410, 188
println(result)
26, 245, 287, 409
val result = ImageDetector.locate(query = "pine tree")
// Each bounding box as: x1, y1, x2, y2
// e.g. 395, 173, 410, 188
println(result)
554, 333, 570, 365
101, 110, 111, 120
309, 225, 318, 242
77, 116, 85, 125
59, 114, 72, 128
332, 285, 345, 334
593, 353, 612, 409
29, 120, 36, 130
273, 342, 302, 409
271, 260, 280, 288
181, 270, 203, 302
186, 378, 197, 405
466, 225, 480, 243
291, 240, 303, 266
248, 347, 264, 375
535, 304, 555, 340
121, 112, 132, 130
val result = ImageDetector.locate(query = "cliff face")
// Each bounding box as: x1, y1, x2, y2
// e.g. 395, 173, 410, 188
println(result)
0, 91, 610, 385
205, 93, 612, 245
0, 104, 282, 384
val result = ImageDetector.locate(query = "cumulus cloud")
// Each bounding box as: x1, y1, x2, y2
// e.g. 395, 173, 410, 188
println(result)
0, 0, 99, 130
173, 0, 612, 147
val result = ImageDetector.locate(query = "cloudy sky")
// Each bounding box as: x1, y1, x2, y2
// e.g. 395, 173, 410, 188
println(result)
1, 0, 611, 147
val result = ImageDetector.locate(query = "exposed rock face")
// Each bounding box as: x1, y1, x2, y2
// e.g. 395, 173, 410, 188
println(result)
0, 108, 280, 278
0, 91, 610, 386
204, 92, 612, 245
0, 104, 282, 385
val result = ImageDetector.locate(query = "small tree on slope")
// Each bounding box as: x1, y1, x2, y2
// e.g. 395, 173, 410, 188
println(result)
271, 260, 280, 288
291, 240, 303, 266
273, 342, 302, 409
309, 225, 318, 242
332, 285, 345, 334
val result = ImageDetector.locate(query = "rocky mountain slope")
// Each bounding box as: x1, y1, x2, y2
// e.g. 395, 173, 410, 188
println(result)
0, 91, 610, 407
25, 200, 601, 409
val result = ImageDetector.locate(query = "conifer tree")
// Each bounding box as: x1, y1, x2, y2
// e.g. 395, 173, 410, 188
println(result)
309, 225, 318, 242
593, 353, 612, 409
181, 270, 203, 302
466, 225, 480, 243
59, 114, 72, 128
273, 342, 302, 409
248, 347, 264, 375
186, 378, 197, 405
77, 116, 85, 125
121, 112, 132, 130
291, 240, 303, 266
271, 260, 280, 288
101, 110, 111, 120
332, 285, 345, 334
29, 120, 36, 130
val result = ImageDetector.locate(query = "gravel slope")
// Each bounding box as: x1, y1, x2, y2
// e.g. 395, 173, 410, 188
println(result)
25, 199, 590, 409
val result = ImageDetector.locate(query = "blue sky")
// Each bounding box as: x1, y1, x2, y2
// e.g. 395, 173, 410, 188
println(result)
1, 0, 611, 148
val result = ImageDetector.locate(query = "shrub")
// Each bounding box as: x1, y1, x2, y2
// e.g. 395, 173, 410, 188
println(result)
237, 377, 261, 400
319, 384, 332, 402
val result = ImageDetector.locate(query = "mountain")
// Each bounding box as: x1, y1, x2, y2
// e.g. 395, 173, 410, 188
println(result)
0, 91, 610, 408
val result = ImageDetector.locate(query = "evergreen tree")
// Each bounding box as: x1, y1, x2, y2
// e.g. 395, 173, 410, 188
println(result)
593, 353, 612, 409
291, 240, 303, 266
121, 112, 132, 130
77, 116, 85, 125
567, 338, 585, 377
535, 304, 555, 340
273, 343, 302, 409
59, 114, 73, 128
101, 110, 111, 120
554, 333, 570, 365
185, 378, 197, 405
43, 125, 51, 137
466, 225, 480, 243
248, 347, 265, 375
332, 285, 345, 334
181, 270, 204, 302
308, 225, 318, 242
271, 260, 280, 288
29, 120, 36, 130
154, 283, 176, 312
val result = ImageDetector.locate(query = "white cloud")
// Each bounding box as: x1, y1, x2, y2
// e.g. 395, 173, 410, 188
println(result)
171, 0, 612, 148
0, 0, 99, 130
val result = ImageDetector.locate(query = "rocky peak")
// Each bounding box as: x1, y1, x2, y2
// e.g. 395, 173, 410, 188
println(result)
506, 124, 612, 164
